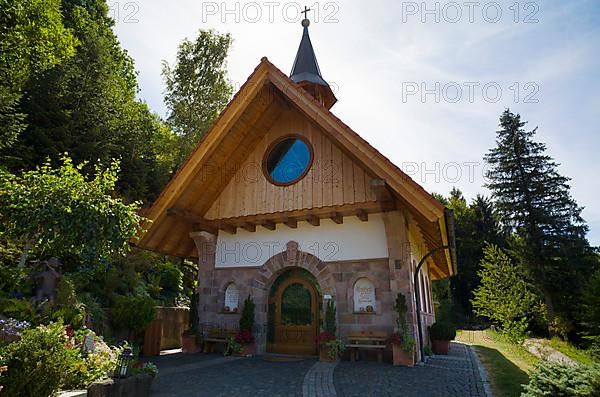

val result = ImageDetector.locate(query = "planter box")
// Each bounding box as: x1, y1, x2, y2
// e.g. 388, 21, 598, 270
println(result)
235, 343, 255, 357
87, 374, 154, 397
319, 348, 338, 362
431, 339, 451, 355
392, 344, 414, 367
181, 334, 200, 354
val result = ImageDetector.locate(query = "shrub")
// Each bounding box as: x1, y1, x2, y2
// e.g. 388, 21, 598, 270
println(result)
503, 317, 529, 344
521, 361, 600, 397
393, 292, 416, 352
0, 322, 69, 397
471, 244, 543, 340
112, 294, 156, 339
430, 322, 457, 341
52, 277, 86, 328
239, 295, 255, 332
324, 300, 336, 335
64, 338, 120, 389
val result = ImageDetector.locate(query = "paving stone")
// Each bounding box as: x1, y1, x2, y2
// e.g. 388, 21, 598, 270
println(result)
333, 343, 487, 397
151, 354, 314, 397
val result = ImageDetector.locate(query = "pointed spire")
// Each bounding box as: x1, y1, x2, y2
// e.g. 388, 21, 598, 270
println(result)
289, 9, 337, 109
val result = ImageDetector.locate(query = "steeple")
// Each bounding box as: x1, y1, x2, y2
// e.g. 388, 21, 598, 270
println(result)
290, 9, 337, 109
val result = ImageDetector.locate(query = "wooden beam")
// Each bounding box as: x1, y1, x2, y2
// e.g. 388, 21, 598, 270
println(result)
261, 221, 276, 231
166, 207, 218, 235
356, 209, 369, 222
283, 217, 298, 229
307, 214, 320, 227
220, 224, 237, 235
330, 212, 343, 224
371, 179, 396, 211
241, 223, 256, 232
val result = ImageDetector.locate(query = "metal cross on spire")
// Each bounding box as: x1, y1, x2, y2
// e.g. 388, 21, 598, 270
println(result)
301, 6, 311, 19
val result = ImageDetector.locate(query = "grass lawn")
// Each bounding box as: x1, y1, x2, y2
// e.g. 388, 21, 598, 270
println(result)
457, 329, 539, 397
546, 337, 596, 366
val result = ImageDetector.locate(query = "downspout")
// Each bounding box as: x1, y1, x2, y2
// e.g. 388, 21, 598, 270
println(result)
414, 208, 457, 363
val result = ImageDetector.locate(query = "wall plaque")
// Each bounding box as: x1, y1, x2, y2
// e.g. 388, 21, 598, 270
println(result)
353, 278, 376, 312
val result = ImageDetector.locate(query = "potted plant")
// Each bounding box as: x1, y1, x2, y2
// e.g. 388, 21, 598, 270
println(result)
316, 301, 345, 361
316, 331, 345, 361
182, 292, 200, 353
389, 292, 415, 366
429, 322, 456, 355
225, 330, 255, 357
230, 295, 255, 357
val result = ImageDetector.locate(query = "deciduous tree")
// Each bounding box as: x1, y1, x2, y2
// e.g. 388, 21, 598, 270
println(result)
162, 29, 233, 165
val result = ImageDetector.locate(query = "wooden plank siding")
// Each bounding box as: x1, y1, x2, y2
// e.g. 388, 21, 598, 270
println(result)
204, 107, 377, 220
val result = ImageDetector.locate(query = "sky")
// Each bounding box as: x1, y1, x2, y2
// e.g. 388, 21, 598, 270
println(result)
113, 0, 600, 246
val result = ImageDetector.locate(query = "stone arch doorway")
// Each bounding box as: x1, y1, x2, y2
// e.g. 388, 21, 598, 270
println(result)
267, 267, 320, 355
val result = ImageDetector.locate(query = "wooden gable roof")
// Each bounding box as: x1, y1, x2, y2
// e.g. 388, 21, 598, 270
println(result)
135, 58, 456, 277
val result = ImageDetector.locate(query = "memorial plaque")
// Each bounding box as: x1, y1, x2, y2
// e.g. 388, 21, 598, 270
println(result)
353, 278, 376, 312
224, 283, 239, 311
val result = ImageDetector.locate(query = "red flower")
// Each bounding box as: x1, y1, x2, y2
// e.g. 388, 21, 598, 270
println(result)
235, 330, 255, 344
65, 325, 74, 338
315, 331, 336, 345
387, 334, 403, 346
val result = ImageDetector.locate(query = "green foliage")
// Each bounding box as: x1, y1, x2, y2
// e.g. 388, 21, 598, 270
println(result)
239, 295, 255, 332
0, 240, 27, 295
437, 188, 506, 322
0, 297, 47, 324
484, 109, 597, 331
3, 0, 178, 203
472, 244, 543, 342
0, 156, 144, 266
324, 338, 346, 359
224, 335, 242, 356
521, 361, 600, 397
393, 292, 415, 352
52, 277, 86, 327
162, 29, 233, 165
0, 0, 77, 148
64, 339, 120, 389
429, 322, 457, 341
503, 318, 530, 344
0, 322, 70, 396
324, 300, 336, 335
579, 268, 600, 351
394, 292, 408, 330
112, 294, 156, 338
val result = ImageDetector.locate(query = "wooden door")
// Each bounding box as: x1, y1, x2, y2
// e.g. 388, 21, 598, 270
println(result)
268, 275, 318, 355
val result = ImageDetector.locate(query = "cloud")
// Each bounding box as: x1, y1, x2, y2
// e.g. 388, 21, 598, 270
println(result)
114, 0, 600, 245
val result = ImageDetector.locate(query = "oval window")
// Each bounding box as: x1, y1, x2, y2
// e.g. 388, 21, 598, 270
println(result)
265, 136, 312, 185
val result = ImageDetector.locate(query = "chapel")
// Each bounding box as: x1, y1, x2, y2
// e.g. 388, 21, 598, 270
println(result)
136, 16, 456, 360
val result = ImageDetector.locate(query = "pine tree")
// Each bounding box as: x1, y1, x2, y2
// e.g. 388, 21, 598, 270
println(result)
484, 109, 595, 332
471, 244, 542, 341
443, 189, 505, 321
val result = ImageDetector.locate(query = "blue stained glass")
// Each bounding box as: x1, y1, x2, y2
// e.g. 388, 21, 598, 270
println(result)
267, 138, 311, 184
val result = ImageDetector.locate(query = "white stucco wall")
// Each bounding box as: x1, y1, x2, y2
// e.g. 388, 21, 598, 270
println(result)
214, 213, 388, 267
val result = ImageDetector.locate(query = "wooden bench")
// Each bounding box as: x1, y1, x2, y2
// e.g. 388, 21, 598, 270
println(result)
346, 331, 387, 363
202, 328, 237, 353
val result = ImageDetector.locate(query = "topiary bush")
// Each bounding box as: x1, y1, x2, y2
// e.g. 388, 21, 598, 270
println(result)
239, 295, 255, 333
0, 322, 70, 397
324, 300, 336, 335
521, 361, 600, 397
112, 294, 156, 340
429, 321, 457, 341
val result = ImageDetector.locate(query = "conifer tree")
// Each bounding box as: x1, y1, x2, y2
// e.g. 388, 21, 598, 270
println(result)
484, 109, 596, 332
